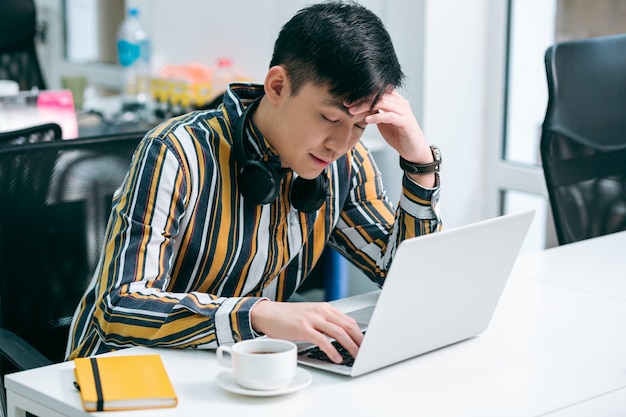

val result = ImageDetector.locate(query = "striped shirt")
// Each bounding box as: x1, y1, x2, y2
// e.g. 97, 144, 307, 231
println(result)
66, 84, 442, 360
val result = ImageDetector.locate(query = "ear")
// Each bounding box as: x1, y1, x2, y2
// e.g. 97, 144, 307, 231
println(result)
264, 65, 290, 105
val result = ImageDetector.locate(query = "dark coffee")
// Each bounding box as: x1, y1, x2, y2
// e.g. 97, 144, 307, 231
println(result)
250, 351, 276, 355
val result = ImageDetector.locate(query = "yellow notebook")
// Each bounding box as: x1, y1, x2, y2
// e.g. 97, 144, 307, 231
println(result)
73, 354, 178, 411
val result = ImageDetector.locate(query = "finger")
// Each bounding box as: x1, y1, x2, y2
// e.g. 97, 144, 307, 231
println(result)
343, 99, 368, 116
345, 88, 405, 115
307, 326, 344, 363
336, 316, 364, 359
370, 90, 410, 115
365, 108, 399, 125
344, 94, 384, 116
331, 330, 361, 360
315, 314, 363, 362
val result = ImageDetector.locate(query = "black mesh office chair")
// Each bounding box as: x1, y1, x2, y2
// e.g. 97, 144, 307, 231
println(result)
0, 132, 144, 415
0, 0, 46, 91
540, 33, 626, 245
0, 123, 62, 146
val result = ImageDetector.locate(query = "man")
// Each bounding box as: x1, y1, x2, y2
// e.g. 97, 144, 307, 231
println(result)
67, 1, 442, 364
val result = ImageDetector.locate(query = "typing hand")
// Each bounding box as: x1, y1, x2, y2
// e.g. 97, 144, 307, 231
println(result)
250, 300, 364, 364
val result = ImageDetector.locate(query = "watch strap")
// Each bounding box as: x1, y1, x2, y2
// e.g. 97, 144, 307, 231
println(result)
399, 146, 441, 175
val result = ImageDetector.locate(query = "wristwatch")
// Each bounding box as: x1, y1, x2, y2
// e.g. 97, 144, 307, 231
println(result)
399, 145, 442, 175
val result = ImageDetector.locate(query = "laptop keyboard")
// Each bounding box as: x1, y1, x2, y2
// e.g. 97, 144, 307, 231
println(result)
299, 334, 366, 367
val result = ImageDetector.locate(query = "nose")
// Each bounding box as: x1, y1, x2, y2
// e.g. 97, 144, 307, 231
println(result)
324, 127, 359, 154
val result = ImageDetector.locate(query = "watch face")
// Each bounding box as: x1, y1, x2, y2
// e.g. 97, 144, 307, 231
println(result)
431, 146, 442, 163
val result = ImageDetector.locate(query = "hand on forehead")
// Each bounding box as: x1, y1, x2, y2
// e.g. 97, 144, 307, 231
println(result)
343, 89, 393, 116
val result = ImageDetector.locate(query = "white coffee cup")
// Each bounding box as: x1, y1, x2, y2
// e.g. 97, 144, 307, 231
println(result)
216, 338, 297, 390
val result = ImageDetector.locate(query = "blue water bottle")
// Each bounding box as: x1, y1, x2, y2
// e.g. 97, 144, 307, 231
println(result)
117, 7, 152, 121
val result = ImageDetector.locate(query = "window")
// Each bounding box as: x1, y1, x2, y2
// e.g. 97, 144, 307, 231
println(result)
493, 0, 626, 251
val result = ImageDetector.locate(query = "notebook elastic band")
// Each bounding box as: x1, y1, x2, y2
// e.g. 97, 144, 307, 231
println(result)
90, 358, 104, 411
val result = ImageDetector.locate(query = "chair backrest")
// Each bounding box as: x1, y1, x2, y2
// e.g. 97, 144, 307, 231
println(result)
0, 132, 144, 365
0, 0, 46, 91
540, 33, 626, 245
0, 122, 62, 146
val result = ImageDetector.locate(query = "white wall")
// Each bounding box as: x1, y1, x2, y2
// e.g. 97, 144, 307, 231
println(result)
421, 0, 490, 229
129, 0, 301, 83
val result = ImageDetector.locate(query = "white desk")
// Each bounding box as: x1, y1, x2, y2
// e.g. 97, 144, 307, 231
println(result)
5, 235, 626, 416
546, 387, 626, 417
513, 230, 626, 301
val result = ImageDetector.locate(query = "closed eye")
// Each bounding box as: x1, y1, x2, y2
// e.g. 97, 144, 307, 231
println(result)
322, 114, 366, 130
322, 114, 339, 124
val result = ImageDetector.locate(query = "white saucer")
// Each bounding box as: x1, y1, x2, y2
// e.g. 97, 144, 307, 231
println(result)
216, 367, 312, 397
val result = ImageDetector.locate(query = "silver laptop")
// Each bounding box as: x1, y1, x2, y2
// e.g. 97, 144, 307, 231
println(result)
297, 210, 535, 376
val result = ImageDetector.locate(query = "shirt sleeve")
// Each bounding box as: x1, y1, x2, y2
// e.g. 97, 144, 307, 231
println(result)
89, 136, 264, 351
329, 141, 442, 286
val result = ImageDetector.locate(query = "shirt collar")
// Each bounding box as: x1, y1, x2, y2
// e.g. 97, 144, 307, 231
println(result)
223, 83, 282, 166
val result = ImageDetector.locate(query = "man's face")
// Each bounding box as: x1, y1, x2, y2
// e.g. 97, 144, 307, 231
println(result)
268, 82, 373, 179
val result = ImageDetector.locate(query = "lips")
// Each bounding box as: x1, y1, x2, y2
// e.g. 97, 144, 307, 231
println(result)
311, 154, 331, 168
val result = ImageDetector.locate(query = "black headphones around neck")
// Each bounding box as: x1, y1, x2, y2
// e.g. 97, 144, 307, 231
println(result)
233, 97, 329, 213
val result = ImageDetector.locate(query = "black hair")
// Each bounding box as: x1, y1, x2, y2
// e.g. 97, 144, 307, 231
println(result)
270, 1, 404, 108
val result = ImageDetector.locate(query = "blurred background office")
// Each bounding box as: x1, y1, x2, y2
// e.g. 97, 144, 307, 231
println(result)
23, 0, 626, 294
